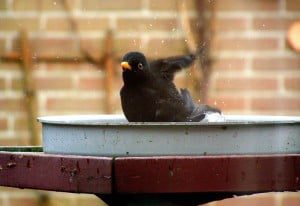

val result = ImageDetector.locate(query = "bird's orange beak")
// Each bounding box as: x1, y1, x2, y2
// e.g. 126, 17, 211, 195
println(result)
121, 61, 132, 71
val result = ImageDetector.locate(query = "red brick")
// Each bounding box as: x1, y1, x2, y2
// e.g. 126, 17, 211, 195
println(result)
252, 17, 295, 31
0, 0, 7, 10
12, 0, 39, 10
214, 0, 278, 11
213, 37, 279, 51
35, 77, 73, 90
13, 37, 114, 59
208, 96, 246, 110
78, 77, 104, 90
115, 38, 143, 57
41, 0, 65, 10
0, 130, 33, 146
43, 0, 80, 10
0, 78, 5, 90
14, 116, 28, 130
149, 0, 195, 11
0, 17, 39, 31
281, 193, 300, 206
82, 0, 142, 10
284, 77, 300, 91
215, 17, 248, 31
46, 97, 104, 111
251, 98, 300, 110
117, 18, 177, 31
80, 38, 105, 59
0, 137, 21, 146
0, 38, 5, 55
215, 78, 278, 91
252, 57, 300, 70
286, 0, 300, 11
0, 98, 25, 111
13, 0, 80, 11
11, 78, 23, 90
213, 58, 246, 70
0, 117, 8, 130
147, 38, 186, 58
111, 95, 122, 113
0, 63, 21, 70
22, 38, 81, 58
45, 17, 109, 31
43, 62, 99, 71
113, 76, 123, 92
213, 193, 276, 206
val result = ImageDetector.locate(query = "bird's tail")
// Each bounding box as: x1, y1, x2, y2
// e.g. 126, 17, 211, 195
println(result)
180, 88, 196, 112
180, 88, 221, 122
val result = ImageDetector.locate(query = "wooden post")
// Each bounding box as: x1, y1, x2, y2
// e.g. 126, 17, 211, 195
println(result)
103, 30, 115, 114
20, 30, 40, 145
178, 0, 216, 104
194, 0, 216, 104
178, 0, 200, 98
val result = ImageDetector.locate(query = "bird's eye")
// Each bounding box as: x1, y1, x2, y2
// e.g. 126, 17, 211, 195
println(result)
138, 63, 143, 70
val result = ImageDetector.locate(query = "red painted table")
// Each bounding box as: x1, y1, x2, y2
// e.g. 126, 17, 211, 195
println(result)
0, 147, 299, 205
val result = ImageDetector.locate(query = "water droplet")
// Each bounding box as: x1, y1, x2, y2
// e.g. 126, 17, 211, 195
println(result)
161, 40, 165, 44
149, 24, 153, 27
53, 1, 57, 5
185, 39, 188, 42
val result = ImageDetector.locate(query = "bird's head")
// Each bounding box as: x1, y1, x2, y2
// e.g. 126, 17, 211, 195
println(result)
121, 51, 149, 73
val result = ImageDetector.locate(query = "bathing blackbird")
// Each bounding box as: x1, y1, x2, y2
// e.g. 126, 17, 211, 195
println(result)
120, 51, 220, 122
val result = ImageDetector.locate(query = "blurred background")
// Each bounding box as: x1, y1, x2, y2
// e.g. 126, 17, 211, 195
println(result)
0, 0, 299, 205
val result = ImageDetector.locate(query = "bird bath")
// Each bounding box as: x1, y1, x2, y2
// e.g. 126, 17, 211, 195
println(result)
38, 115, 300, 156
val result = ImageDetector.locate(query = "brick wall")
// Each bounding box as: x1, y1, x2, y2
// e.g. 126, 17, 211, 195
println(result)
209, 0, 300, 115
0, 0, 299, 205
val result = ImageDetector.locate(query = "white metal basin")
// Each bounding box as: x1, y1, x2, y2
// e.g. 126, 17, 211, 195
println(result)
38, 114, 300, 156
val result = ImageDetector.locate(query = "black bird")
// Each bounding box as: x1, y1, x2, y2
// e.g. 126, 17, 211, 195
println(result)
120, 51, 220, 122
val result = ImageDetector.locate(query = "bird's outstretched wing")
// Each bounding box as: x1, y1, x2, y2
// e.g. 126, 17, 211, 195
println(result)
150, 54, 195, 81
